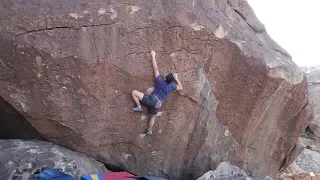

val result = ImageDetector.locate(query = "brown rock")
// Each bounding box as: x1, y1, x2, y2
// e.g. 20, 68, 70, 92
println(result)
0, 0, 309, 179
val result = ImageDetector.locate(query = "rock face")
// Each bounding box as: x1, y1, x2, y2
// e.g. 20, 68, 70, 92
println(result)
0, 139, 108, 180
301, 66, 320, 139
0, 0, 309, 179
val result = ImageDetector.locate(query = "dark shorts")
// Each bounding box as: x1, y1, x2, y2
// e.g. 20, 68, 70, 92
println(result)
142, 95, 159, 115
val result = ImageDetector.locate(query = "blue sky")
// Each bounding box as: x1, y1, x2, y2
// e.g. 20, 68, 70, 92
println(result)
247, 0, 320, 67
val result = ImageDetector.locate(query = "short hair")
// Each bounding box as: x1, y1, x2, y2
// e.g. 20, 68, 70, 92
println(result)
165, 73, 174, 84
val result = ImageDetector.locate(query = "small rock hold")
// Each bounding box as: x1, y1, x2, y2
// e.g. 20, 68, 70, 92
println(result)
214, 25, 227, 38
140, 115, 147, 121
138, 134, 146, 140
98, 8, 106, 15
69, 12, 81, 19
224, 129, 230, 137
190, 22, 205, 31
129, 5, 140, 14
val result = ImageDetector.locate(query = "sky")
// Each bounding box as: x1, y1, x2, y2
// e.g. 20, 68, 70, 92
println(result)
247, 0, 320, 67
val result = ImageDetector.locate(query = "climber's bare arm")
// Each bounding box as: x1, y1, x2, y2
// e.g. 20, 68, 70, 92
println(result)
174, 73, 183, 91
151, 51, 160, 78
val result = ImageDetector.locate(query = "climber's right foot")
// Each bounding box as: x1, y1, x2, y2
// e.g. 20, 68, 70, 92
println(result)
147, 129, 153, 135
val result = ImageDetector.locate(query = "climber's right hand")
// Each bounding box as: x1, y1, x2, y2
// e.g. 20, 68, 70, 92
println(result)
151, 51, 156, 58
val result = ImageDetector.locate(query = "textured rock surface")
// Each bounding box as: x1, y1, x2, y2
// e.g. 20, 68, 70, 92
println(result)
197, 162, 273, 180
0, 0, 309, 179
293, 149, 320, 176
301, 66, 320, 139
0, 139, 108, 180
279, 148, 320, 179
298, 137, 320, 153
279, 173, 320, 180
197, 162, 251, 180
197, 162, 248, 180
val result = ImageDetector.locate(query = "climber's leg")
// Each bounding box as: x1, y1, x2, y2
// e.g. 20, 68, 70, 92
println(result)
146, 106, 159, 135
147, 115, 156, 135
132, 90, 144, 111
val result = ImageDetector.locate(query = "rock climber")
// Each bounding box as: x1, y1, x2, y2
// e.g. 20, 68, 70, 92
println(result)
131, 51, 183, 135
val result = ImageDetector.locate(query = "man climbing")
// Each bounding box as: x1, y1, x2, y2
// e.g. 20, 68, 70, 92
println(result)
131, 51, 183, 135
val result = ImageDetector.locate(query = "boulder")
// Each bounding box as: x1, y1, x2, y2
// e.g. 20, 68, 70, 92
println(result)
0, 139, 108, 180
197, 162, 273, 180
279, 148, 320, 179
0, 0, 309, 179
279, 173, 319, 180
196, 162, 251, 180
197, 162, 250, 180
293, 149, 320, 176
301, 66, 320, 139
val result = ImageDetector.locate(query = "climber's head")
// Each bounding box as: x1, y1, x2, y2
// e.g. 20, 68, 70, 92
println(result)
165, 73, 174, 84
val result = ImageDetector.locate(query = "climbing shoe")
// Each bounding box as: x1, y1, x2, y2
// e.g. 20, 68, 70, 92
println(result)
132, 107, 143, 112
147, 129, 153, 135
